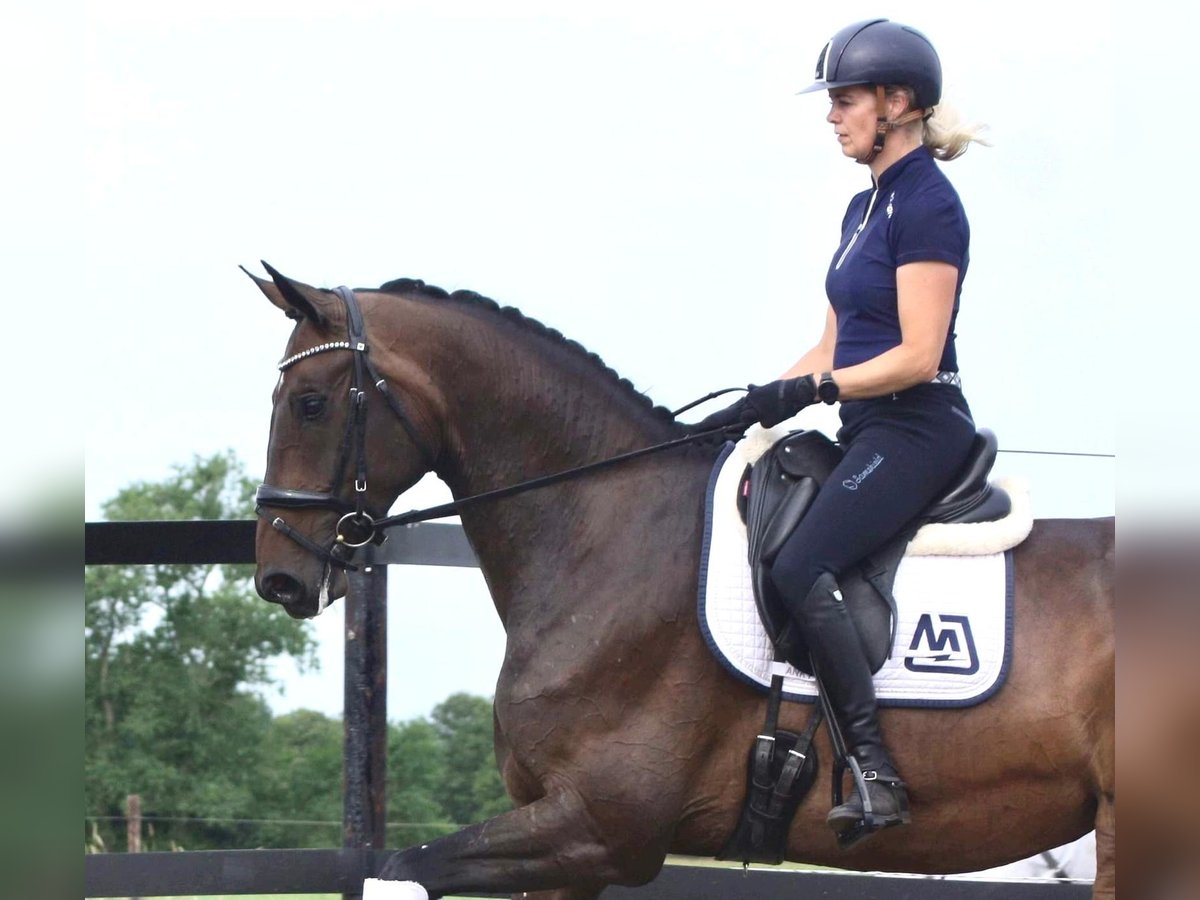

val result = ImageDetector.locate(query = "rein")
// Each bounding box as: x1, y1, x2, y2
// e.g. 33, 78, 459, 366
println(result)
255, 286, 735, 570
372, 427, 728, 531
372, 388, 748, 529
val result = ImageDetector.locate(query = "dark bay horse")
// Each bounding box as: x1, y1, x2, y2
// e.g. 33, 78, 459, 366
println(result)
249, 266, 1115, 899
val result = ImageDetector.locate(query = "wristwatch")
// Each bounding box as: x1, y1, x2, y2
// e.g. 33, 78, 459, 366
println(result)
817, 371, 840, 404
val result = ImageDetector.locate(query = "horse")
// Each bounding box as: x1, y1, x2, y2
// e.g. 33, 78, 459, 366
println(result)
248, 264, 1115, 899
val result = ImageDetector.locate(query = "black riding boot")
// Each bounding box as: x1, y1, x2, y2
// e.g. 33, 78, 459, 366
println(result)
793, 572, 910, 839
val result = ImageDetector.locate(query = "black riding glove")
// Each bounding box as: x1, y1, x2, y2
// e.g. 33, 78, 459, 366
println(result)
744, 375, 818, 428
690, 395, 758, 437
691, 374, 818, 435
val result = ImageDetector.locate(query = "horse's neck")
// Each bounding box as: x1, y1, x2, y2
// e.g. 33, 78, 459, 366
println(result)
419, 303, 676, 499
403, 297, 701, 629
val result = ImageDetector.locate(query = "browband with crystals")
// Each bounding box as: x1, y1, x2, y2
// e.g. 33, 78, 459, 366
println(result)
278, 340, 364, 371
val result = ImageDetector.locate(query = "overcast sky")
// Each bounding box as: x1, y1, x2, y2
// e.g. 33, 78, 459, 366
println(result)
11, 0, 1160, 721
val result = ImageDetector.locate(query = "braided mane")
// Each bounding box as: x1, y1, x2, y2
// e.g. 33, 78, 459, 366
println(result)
377, 278, 678, 425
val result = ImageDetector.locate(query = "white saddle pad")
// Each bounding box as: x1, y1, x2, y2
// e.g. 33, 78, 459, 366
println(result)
698, 443, 1014, 708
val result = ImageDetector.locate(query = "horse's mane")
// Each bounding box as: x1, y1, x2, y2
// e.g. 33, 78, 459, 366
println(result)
377, 278, 679, 427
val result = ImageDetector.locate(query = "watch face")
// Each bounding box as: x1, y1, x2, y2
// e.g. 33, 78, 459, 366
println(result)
818, 375, 838, 403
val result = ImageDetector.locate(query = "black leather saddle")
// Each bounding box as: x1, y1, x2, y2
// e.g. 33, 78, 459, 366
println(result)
739, 428, 1010, 676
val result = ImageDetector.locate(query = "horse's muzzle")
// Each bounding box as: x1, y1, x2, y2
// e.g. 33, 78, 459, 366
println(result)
257, 566, 344, 619
258, 568, 308, 615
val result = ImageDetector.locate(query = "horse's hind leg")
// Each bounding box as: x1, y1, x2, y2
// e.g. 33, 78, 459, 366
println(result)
375, 788, 663, 898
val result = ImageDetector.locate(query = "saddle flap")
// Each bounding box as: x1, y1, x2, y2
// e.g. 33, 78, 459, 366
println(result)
759, 478, 818, 565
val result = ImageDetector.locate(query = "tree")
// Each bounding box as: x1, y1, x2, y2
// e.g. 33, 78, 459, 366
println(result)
84, 453, 517, 852
428, 693, 512, 827
388, 718, 451, 845
85, 452, 317, 850
256, 710, 343, 847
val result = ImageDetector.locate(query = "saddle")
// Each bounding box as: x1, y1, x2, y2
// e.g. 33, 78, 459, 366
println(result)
717, 428, 1010, 864
740, 427, 1010, 675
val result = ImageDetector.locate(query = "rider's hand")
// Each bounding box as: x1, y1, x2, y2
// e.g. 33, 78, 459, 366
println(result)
744, 375, 818, 428
690, 396, 757, 437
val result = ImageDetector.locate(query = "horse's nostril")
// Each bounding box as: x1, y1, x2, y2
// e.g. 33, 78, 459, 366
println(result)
262, 572, 303, 606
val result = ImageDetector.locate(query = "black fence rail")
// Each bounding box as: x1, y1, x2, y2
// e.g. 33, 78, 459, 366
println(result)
84, 520, 1090, 899
84, 519, 477, 567
85, 848, 1090, 898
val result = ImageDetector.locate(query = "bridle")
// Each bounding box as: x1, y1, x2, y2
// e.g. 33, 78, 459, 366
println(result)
255, 286, 736, 571
254, 286, 436, 572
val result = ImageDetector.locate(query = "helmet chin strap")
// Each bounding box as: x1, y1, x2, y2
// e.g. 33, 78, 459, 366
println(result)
858, 84, 927, 164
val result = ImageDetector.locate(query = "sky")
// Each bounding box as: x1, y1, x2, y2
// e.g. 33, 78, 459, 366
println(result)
9, 0, 1178, 723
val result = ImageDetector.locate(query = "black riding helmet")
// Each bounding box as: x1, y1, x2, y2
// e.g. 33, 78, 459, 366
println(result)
798, 18, 942, 111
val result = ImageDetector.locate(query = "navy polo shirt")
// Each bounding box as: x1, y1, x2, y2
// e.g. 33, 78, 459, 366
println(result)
825, 146, 969, 372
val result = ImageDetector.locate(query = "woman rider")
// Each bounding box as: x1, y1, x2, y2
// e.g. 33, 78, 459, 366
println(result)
698, 19, 989, 842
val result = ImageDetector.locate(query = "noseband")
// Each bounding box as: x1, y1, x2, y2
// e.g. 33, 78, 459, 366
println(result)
254, 286, 435, 571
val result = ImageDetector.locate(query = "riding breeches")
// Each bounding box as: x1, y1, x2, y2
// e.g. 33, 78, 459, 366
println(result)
768, 383, 976, 609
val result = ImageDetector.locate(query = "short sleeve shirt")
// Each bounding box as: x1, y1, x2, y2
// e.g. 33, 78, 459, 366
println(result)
825, 146, 969, 371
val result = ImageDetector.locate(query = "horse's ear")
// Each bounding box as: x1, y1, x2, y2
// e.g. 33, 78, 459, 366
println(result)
239, 265, 294, 316
242, 261, 334, 327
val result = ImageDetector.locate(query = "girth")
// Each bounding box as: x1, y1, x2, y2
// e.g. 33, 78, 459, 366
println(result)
741, 428, 1010, 675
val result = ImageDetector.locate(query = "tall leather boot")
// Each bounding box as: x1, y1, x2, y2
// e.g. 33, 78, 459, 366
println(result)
793, 572, 910, 838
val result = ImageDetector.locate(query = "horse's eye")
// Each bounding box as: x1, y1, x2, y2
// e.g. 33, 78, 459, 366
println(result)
298, 394, 326, 420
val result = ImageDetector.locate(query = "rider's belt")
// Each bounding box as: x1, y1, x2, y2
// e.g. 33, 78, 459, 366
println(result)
930, 370, 962, 388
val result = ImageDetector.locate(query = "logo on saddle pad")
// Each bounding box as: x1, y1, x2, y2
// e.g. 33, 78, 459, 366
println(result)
904, 613, 980, 675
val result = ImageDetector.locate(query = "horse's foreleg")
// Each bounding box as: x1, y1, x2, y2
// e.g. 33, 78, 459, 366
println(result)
374, 789, 663, 898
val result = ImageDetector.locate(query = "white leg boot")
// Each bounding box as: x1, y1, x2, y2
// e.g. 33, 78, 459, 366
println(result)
362, 878, 430, 900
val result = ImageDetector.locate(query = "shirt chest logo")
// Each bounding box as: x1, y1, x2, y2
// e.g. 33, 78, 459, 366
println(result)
886, 191, 896, 219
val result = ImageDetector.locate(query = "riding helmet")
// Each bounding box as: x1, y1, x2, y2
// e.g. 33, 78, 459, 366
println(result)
798, 19, 942, 110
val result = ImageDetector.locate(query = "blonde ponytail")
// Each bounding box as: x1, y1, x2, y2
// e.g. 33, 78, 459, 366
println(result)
922, 102, 990, 161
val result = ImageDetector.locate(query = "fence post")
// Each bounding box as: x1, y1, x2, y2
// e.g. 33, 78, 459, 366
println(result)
126, 793, 142, 900
126, 794, 142, 854
343, 560, 388, 900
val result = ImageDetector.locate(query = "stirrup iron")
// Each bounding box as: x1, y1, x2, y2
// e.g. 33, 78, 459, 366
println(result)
829, 756, 911, 849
